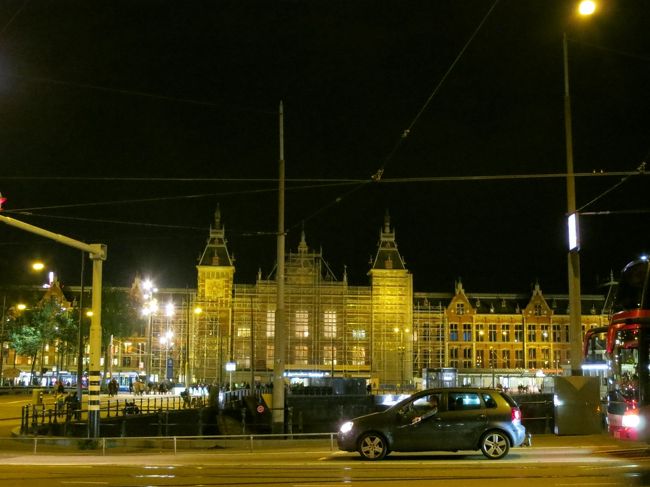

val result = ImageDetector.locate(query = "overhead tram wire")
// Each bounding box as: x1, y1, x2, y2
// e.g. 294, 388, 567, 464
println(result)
286, 0, 501, 234
0, 0, 29, 37
577, 161, 647, 216
1, 170, 639, 215
0, 181, 360, 214
372, 0, 500, 180
5, 74, 277, 115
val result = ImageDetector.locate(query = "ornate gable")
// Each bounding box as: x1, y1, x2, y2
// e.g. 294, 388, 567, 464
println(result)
524, 282, 552, 317
447, 280, 475, 316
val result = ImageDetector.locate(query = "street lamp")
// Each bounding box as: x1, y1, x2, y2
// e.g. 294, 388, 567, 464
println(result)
160, 330, 173, 381
564, 0, 597, 375
141, 282, 158, 382
188, 306, 202, 387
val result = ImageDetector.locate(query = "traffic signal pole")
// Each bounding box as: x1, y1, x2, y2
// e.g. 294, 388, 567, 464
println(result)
0, 213, 107, 437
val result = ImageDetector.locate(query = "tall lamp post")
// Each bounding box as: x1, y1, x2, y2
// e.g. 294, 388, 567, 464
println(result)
141, 279, 157, 382
564, 0, 596, 375
163, 302, 175, 381
160, 330, 173, 381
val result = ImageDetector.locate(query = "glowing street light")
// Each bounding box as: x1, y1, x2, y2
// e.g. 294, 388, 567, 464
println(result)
578, 0, 596, 16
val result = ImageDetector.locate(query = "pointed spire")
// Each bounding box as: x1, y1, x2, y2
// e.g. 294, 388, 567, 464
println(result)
455, 278, 464, 295
343, 264, 348, 283
298, 222, 308, 253
198, 206, 233, 267
371, 211, 405, 271
214, 204, 222, 230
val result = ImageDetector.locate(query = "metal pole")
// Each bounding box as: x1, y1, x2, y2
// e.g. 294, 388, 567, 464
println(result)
146, 314, 152, 384
563, 32, 583, 376
88, 256, 104, 437
76, 252, 85, 402
0, 295, 6, 386
272, 100, 286, 434
250, 296, 255, 391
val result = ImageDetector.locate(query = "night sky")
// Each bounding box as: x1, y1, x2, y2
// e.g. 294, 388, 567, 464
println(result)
1, 1, 649, 296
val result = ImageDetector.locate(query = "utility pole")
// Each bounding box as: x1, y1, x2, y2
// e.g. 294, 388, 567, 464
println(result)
76, 251, 85, 403
272, 100, 286, 434
563, 32, 583, 375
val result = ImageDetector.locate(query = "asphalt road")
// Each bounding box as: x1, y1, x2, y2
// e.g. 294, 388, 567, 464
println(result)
0, 442, 649, 486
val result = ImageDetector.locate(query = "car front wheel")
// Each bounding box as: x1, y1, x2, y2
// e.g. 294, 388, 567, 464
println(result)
480, 430, 510, 459
358, 432, 388, 460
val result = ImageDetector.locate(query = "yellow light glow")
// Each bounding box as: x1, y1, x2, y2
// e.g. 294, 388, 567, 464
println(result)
17, 303, 27, 311
194, 307, 203, 315
86, 310, 93, 317
578, 0, 596, 16
32, 262, 45, 271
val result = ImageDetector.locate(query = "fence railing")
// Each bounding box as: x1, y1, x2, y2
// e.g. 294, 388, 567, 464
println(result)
0, 432, 337, 455
21, 395, 207, 434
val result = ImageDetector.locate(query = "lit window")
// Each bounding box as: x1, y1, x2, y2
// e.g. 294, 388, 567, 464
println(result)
449, 323, 458, 341
294, 345, 309, 365
295, 310, 309, 338
323, 311, 337, 338
351, 346, 366, 366
266, 310, 275, 338
324, 345, 336, 365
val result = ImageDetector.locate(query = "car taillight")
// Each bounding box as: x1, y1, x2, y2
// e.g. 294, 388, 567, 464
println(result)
511, 407, 522, 423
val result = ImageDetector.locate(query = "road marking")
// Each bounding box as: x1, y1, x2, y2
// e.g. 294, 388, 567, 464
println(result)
60, 482, 108, 485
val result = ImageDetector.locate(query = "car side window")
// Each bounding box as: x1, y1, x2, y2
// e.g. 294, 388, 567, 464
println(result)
482, 393, 498, 408
448, 392, 482, 411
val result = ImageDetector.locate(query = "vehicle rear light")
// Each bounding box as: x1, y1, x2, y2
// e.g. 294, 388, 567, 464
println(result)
511, 407, 522, 423
622, 409, 640, 429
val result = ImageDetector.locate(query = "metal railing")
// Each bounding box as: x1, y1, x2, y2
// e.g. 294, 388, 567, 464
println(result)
20, 395, 207, 434
0, 432, 338, 455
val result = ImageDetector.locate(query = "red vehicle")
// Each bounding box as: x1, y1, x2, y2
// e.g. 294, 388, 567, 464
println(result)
602, 258, 650, 441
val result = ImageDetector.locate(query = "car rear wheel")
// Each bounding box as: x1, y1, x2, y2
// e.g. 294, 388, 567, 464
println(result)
358, 432, 388, 460
480, 430, 510, 459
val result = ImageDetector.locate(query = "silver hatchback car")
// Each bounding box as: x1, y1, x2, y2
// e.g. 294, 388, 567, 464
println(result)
337, 388, 527, 460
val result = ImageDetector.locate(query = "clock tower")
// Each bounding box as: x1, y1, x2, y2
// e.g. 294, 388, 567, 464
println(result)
195, 206, 235, 383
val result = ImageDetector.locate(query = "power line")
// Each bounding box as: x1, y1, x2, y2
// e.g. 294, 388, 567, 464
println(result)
1, 170, 641, 184
373, 0, 501, 180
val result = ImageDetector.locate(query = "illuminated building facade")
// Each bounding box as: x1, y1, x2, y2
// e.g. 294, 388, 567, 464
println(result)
187, 209, 609, 388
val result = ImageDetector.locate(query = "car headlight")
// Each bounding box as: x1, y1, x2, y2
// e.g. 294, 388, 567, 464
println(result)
339, 421, 354, 434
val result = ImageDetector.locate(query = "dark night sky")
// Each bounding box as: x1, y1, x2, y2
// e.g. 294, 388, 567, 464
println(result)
0, 0, 649, 295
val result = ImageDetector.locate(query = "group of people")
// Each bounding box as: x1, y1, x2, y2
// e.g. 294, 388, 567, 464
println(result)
51, 381, 82, 421
129, 379, 174, 395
